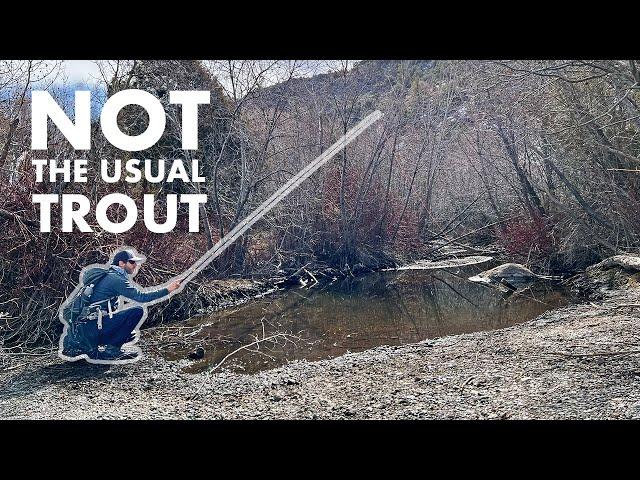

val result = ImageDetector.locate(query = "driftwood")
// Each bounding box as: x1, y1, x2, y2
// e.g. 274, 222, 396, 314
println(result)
384, 256, 493, 272
468, 262, 563, 295
469, 263, 539, 288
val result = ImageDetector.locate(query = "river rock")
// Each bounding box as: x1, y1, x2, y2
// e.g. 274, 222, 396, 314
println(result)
566, 255, 640, 298
587, 255, 640, 272
188, 346, 206, 360
468, 263, 539, 289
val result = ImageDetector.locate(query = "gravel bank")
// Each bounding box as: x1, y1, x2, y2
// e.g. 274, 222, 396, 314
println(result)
1, 286, 640, 419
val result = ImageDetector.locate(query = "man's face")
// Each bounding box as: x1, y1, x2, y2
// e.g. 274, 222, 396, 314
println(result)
119, 260, 138, 275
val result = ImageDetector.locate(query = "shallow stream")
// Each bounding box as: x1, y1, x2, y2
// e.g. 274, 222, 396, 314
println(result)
158, 263, 569, 373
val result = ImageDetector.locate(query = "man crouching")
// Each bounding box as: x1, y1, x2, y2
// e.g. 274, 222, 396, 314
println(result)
58, 248, 180, 364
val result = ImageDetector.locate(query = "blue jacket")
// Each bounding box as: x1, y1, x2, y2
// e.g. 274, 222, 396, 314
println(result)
89, 265, 169, 311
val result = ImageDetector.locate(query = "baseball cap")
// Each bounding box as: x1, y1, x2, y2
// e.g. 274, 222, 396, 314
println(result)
112, 249, 144, 265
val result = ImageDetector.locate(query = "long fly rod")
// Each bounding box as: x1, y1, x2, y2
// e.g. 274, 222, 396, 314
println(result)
169, 110, 383, 295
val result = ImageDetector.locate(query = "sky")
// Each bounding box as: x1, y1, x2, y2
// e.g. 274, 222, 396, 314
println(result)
63, 60, 103, 85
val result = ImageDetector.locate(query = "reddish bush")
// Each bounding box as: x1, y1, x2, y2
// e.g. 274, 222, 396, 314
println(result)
496, 213, 555, 258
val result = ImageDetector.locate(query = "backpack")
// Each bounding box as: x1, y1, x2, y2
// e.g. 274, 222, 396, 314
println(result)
62, 267, 110, 324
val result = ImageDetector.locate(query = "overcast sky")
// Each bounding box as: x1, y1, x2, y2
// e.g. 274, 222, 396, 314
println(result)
63, 60, 103, 85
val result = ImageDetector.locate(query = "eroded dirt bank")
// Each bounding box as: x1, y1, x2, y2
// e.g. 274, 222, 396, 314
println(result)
1, 281, 639, 419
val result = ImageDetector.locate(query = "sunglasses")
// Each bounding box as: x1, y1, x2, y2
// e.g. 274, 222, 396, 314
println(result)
127, 260, 137, 265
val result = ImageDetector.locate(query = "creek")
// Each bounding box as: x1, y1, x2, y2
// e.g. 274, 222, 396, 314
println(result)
158, 262, 569, 374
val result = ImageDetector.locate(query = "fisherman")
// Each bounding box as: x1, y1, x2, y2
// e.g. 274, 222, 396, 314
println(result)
60, 249, 180, 363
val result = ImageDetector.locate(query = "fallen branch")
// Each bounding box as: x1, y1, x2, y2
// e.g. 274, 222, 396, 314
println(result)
191, 327, 301, 398
209, 333, 296, 374
460, 376, 474, 392
303, 268, 319, 289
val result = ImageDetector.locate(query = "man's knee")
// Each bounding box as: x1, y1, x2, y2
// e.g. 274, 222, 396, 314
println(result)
108, 307, 144, 344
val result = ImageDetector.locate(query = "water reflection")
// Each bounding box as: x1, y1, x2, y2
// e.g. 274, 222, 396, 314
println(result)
157, 267, 569, 373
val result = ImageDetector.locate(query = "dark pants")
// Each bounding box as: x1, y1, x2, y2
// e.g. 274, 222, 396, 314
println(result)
63, 306, 144, 357
100, 306, 144, 347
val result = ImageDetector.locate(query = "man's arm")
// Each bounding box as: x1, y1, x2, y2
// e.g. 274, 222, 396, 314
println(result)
115, 277, 180, 303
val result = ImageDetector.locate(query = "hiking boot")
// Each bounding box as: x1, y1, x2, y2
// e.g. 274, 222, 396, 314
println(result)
61, 346, 87, 358
61, 333, 91, 358
109, 351, 140, 361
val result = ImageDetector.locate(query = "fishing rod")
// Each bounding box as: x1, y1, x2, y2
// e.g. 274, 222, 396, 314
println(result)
168, 110, 383, 296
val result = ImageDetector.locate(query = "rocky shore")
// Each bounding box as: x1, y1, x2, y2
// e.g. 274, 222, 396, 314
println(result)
1, 260, 640, 420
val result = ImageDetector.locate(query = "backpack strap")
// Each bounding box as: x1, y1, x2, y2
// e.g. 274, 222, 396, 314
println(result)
77, 269, 115, 320
87, 295, 117, 311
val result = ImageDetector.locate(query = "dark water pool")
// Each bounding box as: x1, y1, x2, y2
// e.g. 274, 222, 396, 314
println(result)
155, 265, 569, 373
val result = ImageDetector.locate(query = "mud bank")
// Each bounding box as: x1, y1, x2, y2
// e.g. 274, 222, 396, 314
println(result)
1, 279, 639, 419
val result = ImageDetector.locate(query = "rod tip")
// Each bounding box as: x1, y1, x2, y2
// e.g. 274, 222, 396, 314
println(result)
370, 109, 384, 121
